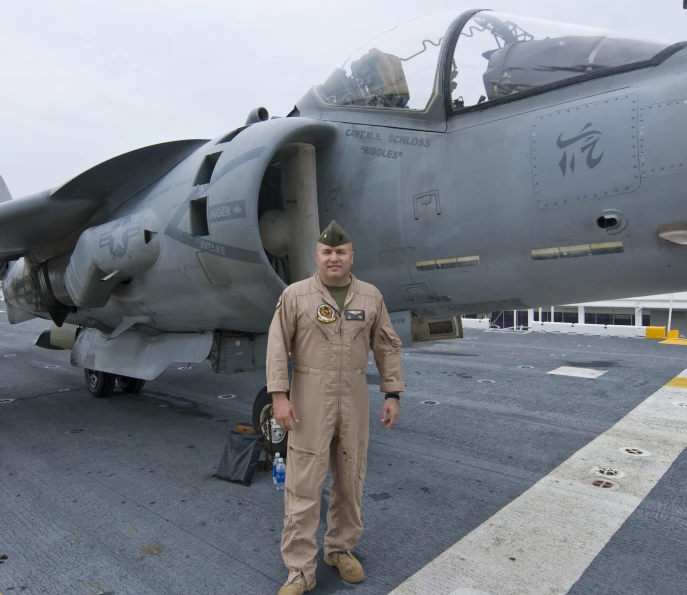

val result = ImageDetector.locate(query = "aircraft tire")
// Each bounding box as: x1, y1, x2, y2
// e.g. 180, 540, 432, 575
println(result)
252, 386, 289, 458
84, 369, 116, 398
117, 376, 146, 394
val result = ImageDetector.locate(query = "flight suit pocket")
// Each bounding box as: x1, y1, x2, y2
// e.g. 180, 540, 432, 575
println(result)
380, 322, 402, 348
287, 444, 325, 499
294, 315, 331, 370
350, 319, 373, 373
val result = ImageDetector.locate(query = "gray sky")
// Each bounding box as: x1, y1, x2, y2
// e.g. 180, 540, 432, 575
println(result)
1, 0, 684, 197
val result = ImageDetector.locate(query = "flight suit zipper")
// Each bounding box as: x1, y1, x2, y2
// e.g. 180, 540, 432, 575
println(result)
337, 316, 342, 420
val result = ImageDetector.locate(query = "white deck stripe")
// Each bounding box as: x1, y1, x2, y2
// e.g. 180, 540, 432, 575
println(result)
391, 371, 687, 595
548, 366, 608, 379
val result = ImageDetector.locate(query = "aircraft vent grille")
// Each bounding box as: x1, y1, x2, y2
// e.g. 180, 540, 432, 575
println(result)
194, 153, 222, 186
189, 197, 210, 237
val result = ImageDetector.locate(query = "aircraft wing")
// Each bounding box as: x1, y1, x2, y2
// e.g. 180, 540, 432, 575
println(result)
0, 139, 208, 260
0, 175, 11, 204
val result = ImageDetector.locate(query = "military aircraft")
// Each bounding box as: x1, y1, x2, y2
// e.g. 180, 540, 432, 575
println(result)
2, 9, 686, 453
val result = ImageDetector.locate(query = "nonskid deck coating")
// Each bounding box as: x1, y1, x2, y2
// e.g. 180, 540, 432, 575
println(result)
0, 317, 685, 594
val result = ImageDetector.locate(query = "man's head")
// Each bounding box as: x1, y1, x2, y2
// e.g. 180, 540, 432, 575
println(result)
316, 220, 354, 286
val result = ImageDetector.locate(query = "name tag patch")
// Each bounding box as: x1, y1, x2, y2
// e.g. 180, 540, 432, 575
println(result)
345, 310, 365, 321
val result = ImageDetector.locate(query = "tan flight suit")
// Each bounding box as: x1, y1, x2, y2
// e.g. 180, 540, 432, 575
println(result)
266, 272, 404, 586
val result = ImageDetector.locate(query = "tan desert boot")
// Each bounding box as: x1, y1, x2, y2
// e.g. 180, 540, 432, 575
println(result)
277, 579, 316, 595
324, 552, 365, 583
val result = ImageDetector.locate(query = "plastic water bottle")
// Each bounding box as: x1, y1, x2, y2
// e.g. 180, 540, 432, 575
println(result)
275, 456, 286, 491
273, 453, 281, 485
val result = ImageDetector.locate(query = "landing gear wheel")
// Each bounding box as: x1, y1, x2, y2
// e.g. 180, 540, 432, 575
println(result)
85, 369, 116, 398
252, 386, 288, 458
117, 376, 146, 393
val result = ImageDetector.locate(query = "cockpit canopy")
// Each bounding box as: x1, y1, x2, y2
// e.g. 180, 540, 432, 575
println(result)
317, 10, 451, 110
315, 10, 676, 112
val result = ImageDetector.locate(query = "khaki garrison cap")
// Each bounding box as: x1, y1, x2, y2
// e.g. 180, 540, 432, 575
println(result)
318, 220, 352, 247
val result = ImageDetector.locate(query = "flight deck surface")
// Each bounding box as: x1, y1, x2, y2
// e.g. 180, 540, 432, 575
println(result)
1, 315, 685, 595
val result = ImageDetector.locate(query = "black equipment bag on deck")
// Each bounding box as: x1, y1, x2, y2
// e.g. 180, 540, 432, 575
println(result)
214, 430, 264, 486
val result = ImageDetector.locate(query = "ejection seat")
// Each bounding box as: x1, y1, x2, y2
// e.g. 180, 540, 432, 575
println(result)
350, 48, 411, 108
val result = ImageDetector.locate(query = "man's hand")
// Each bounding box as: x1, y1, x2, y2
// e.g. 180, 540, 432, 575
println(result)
272, 392, 299, 431
381, 398, 400, 428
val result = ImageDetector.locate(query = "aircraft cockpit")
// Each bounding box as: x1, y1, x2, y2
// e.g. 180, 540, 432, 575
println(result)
319, 49, 411, 109
314, 10, 676, 114
454, 12, 673, 110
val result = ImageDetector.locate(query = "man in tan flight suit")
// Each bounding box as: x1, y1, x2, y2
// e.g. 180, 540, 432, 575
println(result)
266, 220, 405, 595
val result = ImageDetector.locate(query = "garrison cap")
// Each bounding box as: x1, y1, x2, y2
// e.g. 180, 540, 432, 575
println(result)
318, 220, 352, 247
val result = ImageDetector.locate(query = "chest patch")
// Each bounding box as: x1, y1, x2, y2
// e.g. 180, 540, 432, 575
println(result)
317, 304, 337, 323
344, 310, 365, 321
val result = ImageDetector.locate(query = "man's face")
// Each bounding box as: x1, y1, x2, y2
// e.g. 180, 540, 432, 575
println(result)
316, 242, 354, 283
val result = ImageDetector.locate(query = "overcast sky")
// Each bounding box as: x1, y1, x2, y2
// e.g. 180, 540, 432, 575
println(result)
1, 0, 684, 197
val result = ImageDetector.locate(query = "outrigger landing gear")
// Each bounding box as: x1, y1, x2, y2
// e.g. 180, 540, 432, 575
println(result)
84, 369, 116, 398
252, 386, 288, 458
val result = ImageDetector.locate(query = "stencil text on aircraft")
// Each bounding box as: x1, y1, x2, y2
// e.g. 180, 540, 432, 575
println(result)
208, 200, 247, 222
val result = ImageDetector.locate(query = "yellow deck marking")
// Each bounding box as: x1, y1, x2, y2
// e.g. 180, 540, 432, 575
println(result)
660, 339, 687, 345
666, 377, 687, 388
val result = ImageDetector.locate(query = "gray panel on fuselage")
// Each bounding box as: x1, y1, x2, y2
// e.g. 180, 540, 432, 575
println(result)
532, 94, 640, 208
314, 124, 445, 316
639, 98, 687, 177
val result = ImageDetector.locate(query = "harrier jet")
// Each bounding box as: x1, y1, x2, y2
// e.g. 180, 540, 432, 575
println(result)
2, 9, 686, 451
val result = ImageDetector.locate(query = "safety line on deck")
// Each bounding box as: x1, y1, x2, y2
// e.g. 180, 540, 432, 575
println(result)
390, 370, 687, 595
